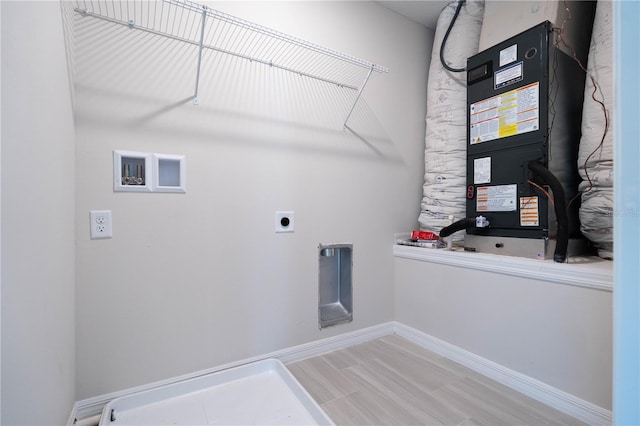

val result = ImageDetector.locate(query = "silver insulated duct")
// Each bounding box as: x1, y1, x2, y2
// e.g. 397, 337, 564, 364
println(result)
419, 0, 484, 239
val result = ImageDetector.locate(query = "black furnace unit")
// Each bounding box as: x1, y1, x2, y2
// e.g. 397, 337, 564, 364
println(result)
464, 21, 587, 260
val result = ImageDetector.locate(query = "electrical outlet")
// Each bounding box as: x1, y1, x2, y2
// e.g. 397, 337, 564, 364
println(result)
90, 210, 112, 239
275, 211, 294, 233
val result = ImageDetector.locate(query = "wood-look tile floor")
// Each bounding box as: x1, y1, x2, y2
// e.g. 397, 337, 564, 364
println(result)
286, 335, 584, 426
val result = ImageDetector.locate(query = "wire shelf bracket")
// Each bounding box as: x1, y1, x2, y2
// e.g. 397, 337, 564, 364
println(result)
342, 65, 374, 131
192, 4, 207, 105
73, 0, 388, 129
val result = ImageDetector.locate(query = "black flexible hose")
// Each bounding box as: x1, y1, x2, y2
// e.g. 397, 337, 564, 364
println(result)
439, 0, 467, 73
439, 218, 476, 238
528, 161, 569, 263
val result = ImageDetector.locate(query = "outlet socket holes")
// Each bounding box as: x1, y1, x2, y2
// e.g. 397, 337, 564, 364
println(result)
90, 210, 112, 239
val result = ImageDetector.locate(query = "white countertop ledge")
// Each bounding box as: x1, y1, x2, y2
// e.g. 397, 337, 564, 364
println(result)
393, 244, 613, 292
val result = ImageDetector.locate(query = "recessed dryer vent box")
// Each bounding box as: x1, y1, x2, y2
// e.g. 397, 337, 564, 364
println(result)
318, 243, 353, 329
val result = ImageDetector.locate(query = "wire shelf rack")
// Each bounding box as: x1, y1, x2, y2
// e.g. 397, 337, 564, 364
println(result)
73, 0, 388, 129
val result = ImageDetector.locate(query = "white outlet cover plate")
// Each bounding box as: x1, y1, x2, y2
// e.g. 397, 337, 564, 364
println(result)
90, 210, 113, 239
275, 211, 294, 233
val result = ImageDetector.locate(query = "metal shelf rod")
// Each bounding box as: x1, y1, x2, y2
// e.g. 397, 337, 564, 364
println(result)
75, 7, 361, 90
75, 0, 389, 129
76, 8, 200, 46
202, 7, 388, 74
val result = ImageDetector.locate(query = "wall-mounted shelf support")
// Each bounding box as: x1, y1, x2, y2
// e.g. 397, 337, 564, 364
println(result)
73, 0, 388, 129
193, 5, 207, 105
343, 65, 374, 132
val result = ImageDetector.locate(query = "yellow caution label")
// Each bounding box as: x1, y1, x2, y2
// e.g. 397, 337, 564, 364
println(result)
520, 196, 539, 226
470, 82, 539, 144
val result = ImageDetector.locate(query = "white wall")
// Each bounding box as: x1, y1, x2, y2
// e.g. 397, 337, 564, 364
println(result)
0, 1, 77, 424
73, 1, 433, 398
394, 257, 612, 410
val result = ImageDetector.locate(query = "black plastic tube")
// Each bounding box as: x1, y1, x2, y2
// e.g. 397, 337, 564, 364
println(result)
528, 161, 569, 263
439, 0, 467, 73
439, 218, 476, 238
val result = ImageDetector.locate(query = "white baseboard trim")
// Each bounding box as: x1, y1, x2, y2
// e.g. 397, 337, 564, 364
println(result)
71, 321, 611, 426
67, 402, 78, 426
392, 322, 612, 426
71, 322, 395, 423
276, 322, 396, 364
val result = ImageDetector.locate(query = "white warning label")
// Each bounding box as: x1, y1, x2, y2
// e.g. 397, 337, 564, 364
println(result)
470, 82, 539, 144
477, 185, 517, 212
500, 44, 517, 67
495, 62, 523, 88
520, 196, 539, 226
474, 157, 491, 184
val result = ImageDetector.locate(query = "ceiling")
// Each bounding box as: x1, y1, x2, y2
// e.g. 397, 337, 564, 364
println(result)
377, 1, 450, 29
